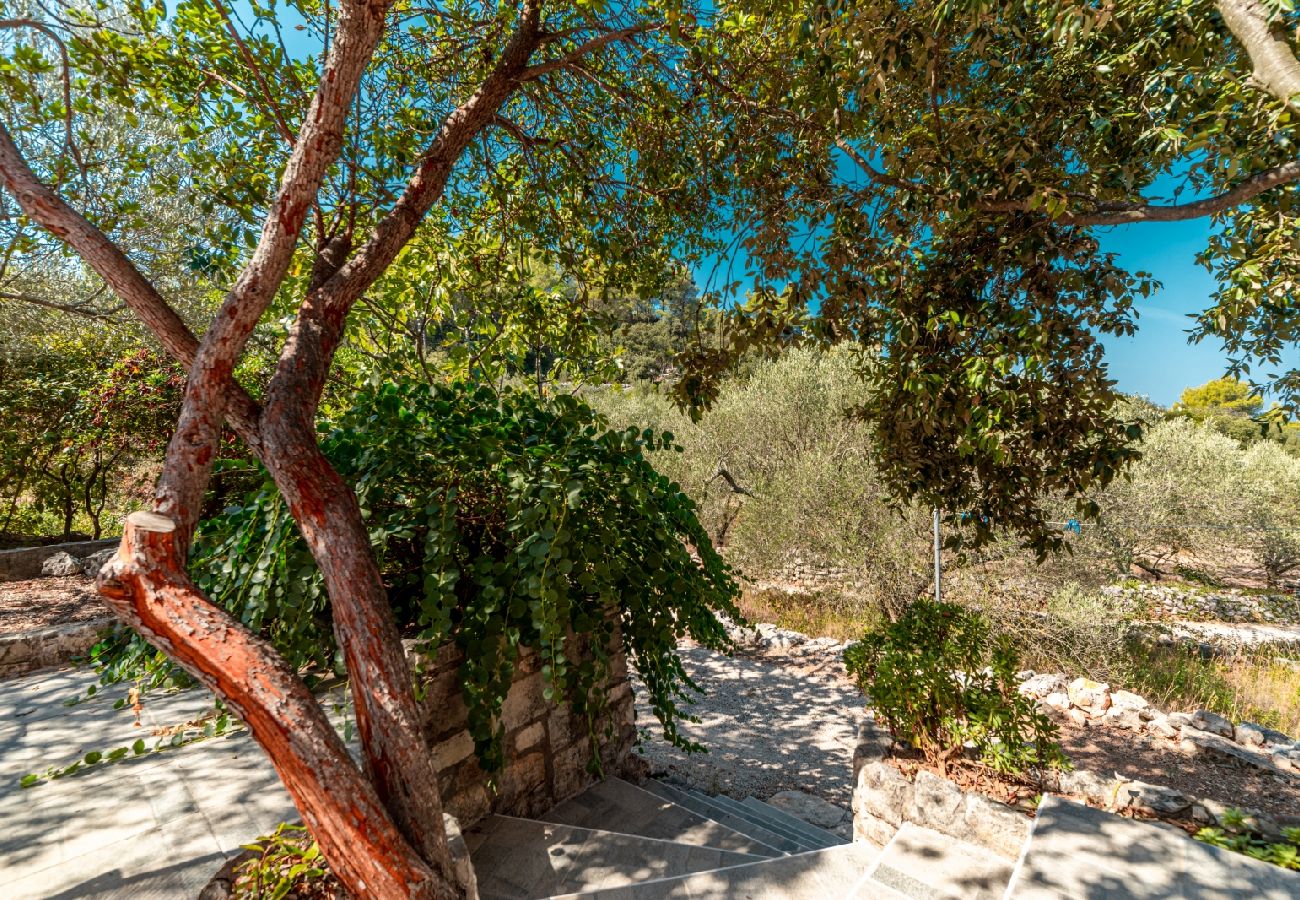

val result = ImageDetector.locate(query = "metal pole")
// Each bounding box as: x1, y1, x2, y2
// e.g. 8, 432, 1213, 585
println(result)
933, 507, 942, 603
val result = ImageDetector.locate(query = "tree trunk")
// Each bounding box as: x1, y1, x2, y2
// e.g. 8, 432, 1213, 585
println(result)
258, 417, 460, 886
99, 512, 451, 899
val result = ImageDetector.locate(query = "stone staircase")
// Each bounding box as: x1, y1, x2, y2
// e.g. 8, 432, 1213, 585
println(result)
465, 778, 1300, 899
464, 777, 1009, 898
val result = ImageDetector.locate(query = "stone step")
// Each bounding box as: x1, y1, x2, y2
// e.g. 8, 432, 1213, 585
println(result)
638, 780, 801, 855
868, 823, 1015, 899
538, 778, 779, 858
1007, 794, 1300, 899
701, 792, 825, 852
465, 815, 768, 900
550, 841, 894, 899
738, 796, 845, 850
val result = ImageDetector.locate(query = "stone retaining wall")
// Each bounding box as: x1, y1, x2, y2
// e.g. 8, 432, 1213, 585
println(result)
0, 617, 116, 677
0, 538, 119, 582
850, 721, 1031, 858
415, 635, 638, 828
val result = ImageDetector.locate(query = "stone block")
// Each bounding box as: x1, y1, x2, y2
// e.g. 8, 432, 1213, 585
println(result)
906, 769, 965, 830
1191, 709, 1234, 738
40, 551, 81, 576
500, 671, 545, 726
852, 720, 893, 777
963, 793, 1031, 859
511, 721, 546, 754
1057, 768, 1119, 805
853, 810, 896, 848
431, 730, 475, 773
1018, 673, 1068, 700
853, 761, 913, 827
1116, 780, 1190, 816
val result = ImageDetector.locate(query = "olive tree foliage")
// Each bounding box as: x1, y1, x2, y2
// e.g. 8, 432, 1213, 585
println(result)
1079, 418, 1243, 576
0, 0, 725, 896
592, 346, 934, 620
1235, 440, 1300, 584
670, 0, 1300, 554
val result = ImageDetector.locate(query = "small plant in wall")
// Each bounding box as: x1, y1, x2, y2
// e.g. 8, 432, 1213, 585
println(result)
844, 599, 1066, 776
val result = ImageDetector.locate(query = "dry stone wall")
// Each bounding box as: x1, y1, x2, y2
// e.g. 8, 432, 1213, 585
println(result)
413, 636, 638, 828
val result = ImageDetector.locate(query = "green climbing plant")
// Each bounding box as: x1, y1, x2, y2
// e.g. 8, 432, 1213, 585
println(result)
102, 379, 740, 770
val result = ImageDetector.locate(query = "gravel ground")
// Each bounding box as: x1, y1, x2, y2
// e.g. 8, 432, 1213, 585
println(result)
631, 643, 867, 809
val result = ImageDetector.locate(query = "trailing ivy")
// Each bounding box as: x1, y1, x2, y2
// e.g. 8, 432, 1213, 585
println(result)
152, 380, 740, 768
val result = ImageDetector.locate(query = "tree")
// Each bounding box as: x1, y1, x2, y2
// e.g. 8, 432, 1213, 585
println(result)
673, 0, 1300, 552
1178, 377, 1264, 417
0, 1, 717, 896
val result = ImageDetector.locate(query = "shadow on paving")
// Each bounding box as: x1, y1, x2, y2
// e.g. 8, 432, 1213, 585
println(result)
631, 645, 866, 808
1008, 796, 1300, 899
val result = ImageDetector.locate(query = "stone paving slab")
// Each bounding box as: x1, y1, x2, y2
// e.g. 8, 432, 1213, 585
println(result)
0, 667, 310, 897
548, 842, 890, 899
1007, 795, 1300, 899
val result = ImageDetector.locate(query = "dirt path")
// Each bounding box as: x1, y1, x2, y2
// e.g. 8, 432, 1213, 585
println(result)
0, 576, 109, 636
631, 643, 867, 808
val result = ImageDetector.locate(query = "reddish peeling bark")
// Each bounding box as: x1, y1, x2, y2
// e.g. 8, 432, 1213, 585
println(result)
98, 512, 453, 900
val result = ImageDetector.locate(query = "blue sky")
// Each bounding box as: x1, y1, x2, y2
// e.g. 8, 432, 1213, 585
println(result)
1093, 221, 1247, 407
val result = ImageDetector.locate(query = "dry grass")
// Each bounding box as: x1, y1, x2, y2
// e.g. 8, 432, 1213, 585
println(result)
1122, 642, 1300, 736
736, 587, 879, 642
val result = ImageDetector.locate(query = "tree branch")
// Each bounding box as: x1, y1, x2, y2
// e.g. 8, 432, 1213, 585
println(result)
982, 159, 1300, 225
98, 512, 448, 900
518, 23, 655, 82
0, 123, 264, 450
0, 288, 123, 319
1217, 0, 1300, 110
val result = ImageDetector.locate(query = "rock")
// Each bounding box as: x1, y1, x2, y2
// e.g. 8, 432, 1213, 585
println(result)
1110, 690, 1149, 712
1067, 677, 1111, 713
443, 813, 478, 899
1106, 706, 1144, 730
1191, 710, 1235, 739
1018, 673, 1068, 700
906, 769, 966, 829
1040, 691, 1071, 712
767, 790, 848, 829
40, 551, 81, 577
1271, 747, 1299, 771
1258, 726, 1298, 749
854, 762, 913, 827
963, 793, 1031, 859
1191, 803, 1213, 824
1166, 712, 1194, 729
1067, 708, 1089, 728
1234, 721, 1267, 748
1147, 715, 1179, 740
79, 547, 115, 579
1181, 725, 1283, 773
1057, 768, 1119, 805
1116, 780, 1190, 816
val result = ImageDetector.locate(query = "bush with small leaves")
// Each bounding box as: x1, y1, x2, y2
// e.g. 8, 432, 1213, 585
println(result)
844, 599, 1065, 775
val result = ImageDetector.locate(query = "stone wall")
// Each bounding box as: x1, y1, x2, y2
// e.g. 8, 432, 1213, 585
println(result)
414, 636, 638, 828
850, 721, 1031, 858
0, 538, 118, 582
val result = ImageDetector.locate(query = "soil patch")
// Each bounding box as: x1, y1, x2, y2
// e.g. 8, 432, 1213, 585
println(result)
0, 575, 110, 635
1056, 721, 1300, 821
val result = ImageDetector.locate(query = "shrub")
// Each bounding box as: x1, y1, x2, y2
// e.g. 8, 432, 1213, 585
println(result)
843, 599, 1065, 775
